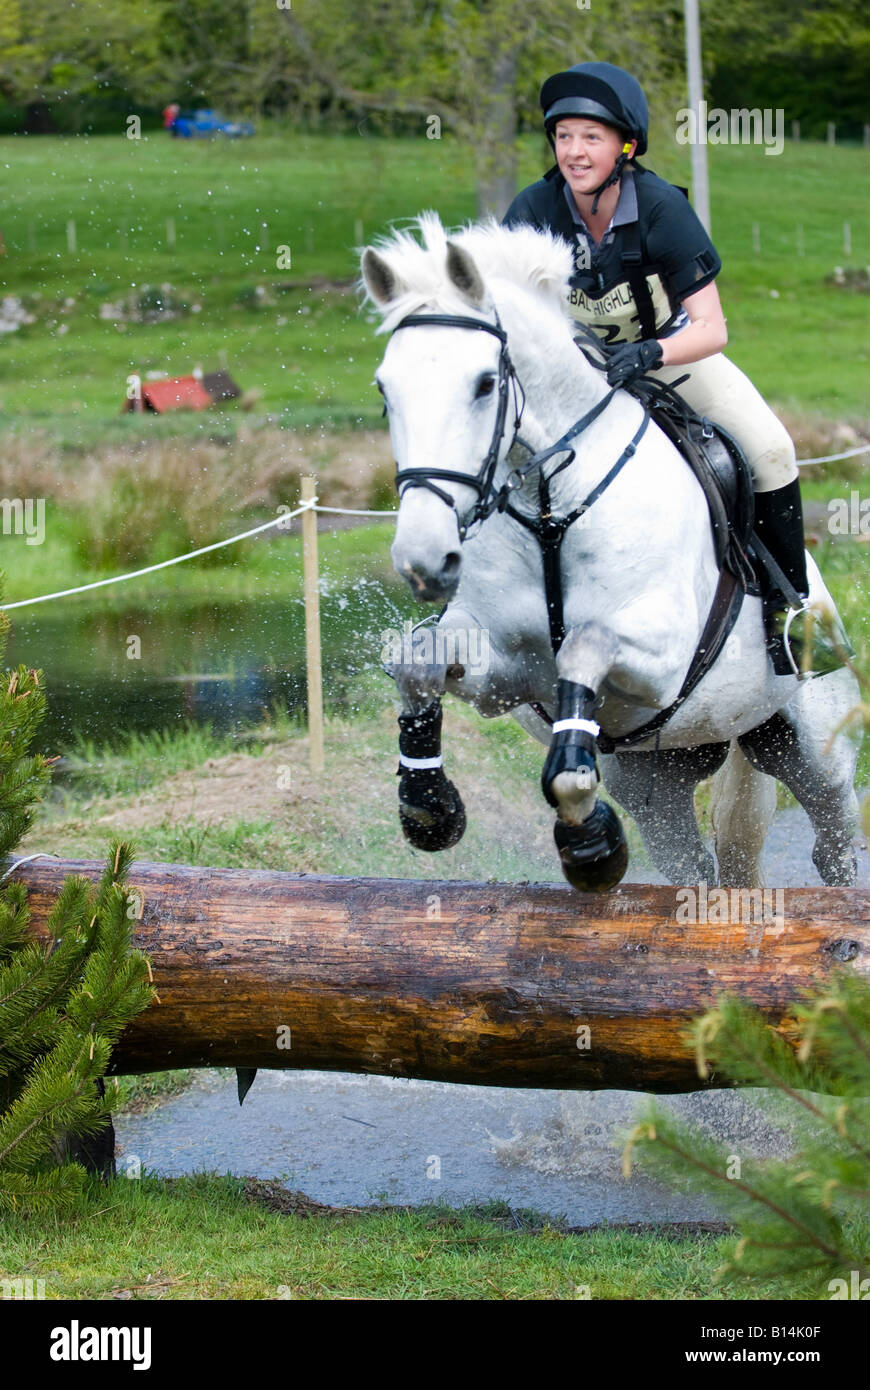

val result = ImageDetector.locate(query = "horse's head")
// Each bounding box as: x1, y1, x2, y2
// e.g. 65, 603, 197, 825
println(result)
360, 213, 576, 602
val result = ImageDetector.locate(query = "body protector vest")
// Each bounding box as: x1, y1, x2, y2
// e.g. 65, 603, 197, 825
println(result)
503, 164, 721, 346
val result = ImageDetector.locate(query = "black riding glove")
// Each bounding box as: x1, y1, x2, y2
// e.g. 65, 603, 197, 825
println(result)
605, 338, 663, 388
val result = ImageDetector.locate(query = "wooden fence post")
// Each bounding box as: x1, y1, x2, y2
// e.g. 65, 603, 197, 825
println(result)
301, 476, 324, 774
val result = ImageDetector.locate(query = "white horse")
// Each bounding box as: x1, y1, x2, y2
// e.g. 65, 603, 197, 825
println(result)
361, 214, 861, 891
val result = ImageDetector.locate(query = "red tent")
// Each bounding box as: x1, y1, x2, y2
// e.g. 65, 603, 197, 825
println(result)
124, 376, 213, 413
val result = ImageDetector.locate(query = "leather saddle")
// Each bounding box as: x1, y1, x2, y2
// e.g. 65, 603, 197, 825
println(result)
628, 375, 757, 589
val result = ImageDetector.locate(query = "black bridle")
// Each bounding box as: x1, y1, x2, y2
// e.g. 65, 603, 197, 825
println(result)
390, 310, 526, 540
388, 308, 633, 542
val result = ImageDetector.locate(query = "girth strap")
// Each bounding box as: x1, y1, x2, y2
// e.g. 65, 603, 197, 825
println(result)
597, 568, 743, 753
530, 569, 744, 751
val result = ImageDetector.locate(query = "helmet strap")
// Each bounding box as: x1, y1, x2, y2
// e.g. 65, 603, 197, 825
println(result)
589, 143, 632, 216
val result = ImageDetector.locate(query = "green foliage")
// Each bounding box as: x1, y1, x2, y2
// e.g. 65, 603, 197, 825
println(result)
0, 0, 165, 116
0, 592, 50, 855
702, 0, 870, 140
0, 576, 154, 1213
624, 980, 870, 1292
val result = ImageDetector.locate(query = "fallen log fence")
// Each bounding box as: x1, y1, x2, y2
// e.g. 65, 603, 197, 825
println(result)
12, 857, 870, 1094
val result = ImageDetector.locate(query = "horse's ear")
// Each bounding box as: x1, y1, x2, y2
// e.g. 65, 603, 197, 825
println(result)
361, 247, 405, 306
445, 240, 487, 307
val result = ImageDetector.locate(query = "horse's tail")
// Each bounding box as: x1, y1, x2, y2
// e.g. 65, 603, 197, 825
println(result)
709, 740, 778, 887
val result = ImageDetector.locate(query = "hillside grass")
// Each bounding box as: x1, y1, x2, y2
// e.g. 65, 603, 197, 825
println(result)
0, 128, 868, 446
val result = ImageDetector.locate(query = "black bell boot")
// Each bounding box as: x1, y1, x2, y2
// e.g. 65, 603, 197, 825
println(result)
754, 479, 851, 676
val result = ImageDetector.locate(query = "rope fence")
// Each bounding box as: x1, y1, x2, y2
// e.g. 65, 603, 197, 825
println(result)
1, 440, 867, 767
0, 482, 400, 771
0, 498, 398, 611
797, 443, 870, 465
1, 439, 861, 614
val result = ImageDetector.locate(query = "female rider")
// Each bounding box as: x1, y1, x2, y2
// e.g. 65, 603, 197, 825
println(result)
502, 61, 811, 673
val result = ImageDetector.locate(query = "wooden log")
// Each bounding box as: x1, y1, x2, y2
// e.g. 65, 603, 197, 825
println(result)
11, 858, 870, 1093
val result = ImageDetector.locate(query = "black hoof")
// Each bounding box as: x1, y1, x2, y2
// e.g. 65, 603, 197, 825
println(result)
554, 802, 628, 893
399, 768, 466, 851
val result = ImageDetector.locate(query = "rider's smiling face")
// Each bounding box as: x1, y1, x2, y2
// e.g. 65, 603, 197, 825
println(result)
554, 118, 635, 203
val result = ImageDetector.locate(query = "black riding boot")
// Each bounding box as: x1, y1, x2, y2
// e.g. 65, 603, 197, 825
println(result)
753, 479, 809, 674
754, 478, 849, 675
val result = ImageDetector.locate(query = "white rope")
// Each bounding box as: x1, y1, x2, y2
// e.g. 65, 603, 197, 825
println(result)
0, 499, 400, 612
0, 852, 61, 884
0, 501, 318, 611
313, 504, 398, 517
798, 442, 870, 465
5, 442, 863, 614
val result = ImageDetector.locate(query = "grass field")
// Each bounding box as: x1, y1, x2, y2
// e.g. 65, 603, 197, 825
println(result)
0, 1172, 814, 1301
0, 128, 868, 443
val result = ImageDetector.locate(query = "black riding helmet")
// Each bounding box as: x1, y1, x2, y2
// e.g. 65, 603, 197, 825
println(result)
540, 61, 649, 213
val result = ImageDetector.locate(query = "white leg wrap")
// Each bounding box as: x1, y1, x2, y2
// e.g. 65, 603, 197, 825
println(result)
551, 718, 600, 736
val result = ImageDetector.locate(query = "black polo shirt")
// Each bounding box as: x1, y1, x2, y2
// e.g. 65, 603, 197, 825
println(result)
502, 163, 721, 345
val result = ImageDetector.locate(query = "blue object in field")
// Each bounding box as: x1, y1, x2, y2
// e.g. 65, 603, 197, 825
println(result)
172, 109, 255, 139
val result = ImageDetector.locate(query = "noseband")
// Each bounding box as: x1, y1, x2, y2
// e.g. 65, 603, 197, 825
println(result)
390, 310, 526, 540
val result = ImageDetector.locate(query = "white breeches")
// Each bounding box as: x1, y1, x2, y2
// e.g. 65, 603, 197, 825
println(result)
656, 353, 798, 492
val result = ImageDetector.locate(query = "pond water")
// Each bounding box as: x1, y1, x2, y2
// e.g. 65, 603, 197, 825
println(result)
5, 574, 414, 754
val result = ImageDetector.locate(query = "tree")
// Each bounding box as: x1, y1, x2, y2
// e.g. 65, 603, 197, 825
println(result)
0, 578, 154, 1211
702, 0, 870, 140
624, 979, 870, 1291
0, 0, 165, 126
276, 0, 686, 216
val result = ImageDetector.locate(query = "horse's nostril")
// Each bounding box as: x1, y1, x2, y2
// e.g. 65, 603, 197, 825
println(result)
442, 552, 461, 582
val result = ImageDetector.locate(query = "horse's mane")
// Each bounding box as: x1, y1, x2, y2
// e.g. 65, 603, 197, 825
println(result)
361, 211, 575, 333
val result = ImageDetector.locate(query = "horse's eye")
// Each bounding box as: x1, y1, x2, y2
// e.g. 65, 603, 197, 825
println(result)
475, 374, 496, 400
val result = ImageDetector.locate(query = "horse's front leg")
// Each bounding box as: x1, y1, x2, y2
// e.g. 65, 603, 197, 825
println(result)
392, 632, 466, 852
540, 621, 628, 892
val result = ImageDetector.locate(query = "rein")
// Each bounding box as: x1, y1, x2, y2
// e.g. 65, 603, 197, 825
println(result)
387, 308, 745, 756
389, 307, 649, 650
389, 308, 643, 546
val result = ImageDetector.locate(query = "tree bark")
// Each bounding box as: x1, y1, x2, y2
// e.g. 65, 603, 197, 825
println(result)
11, 858, 870, 1094
474, 46, 518, 219
50, 1079, 116, 1181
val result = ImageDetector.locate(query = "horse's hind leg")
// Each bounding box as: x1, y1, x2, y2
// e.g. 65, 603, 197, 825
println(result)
391, 633, 466, 852
737, 668, 861, 886
710, 743, 778, 887
601, 743, 728, 885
